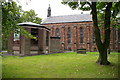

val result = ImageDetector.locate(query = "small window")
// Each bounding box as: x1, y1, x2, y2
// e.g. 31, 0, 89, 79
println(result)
92, 33, 95, 43
51, 28, 54, 36
14, 29, 20, 41
67, 27, 71, 44
62, 25, 65, 28
46, 31, 49, 46
86, 24, 89, 27
14, 33, 20, 41
56, 28, 60, 37
74, 24, 77, 27
50, 25, 54, 28
80, 27, 83, 43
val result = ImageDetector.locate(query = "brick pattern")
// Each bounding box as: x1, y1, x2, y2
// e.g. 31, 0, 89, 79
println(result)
42, 22, 119, 52
8, 23, 120, 54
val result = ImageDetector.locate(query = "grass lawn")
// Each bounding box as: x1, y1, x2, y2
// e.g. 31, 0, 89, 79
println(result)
2, 52, 119, 78
0, 56, 2, 79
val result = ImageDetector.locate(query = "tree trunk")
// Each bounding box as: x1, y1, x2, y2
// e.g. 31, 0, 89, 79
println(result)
91, 2, 112, 65
104, 2, 112, 55
97, 2, 112, 65
96, 48, 110, 65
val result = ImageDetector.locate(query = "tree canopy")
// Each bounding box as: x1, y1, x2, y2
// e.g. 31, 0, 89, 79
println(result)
2, 1, 22, 37
21, 9, 42, 24
62, 1, 120, 19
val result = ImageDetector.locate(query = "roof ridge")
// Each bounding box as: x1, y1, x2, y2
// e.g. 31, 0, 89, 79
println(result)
50, 14, 91, 18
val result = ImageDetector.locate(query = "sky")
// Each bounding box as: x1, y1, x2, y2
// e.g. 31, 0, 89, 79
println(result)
15, 0, 90, 19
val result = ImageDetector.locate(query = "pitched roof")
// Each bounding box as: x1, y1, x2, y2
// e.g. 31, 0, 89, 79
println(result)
18, 22, 40, 26
41, 14, 92, 24
18, 22, 50, 31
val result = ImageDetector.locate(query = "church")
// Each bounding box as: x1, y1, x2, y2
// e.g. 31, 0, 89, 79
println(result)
8, 5, 120, 55
41, 5, 120, 52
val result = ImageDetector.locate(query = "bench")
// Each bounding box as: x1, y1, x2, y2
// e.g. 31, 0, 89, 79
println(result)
77, 49, 86, 54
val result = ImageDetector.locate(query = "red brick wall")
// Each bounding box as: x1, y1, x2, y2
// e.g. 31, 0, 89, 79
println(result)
42, 22, 119, 52
8, 22, 120, 53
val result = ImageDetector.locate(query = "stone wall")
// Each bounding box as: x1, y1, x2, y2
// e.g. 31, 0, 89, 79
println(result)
50, 37, 62, 53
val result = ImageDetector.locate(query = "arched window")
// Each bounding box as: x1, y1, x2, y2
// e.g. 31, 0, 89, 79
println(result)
56, 28, 60, 37
67, 27, 71, 44
80, 27, 83, 43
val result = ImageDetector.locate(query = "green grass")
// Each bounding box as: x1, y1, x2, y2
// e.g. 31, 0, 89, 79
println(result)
2, 52, 119, 78
0, 56, 2, 79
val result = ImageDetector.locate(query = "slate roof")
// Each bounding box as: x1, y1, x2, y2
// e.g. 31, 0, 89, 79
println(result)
41, 14, 92, 24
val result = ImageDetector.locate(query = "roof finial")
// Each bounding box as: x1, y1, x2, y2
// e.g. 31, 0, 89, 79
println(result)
49, 4, 50, 7
47, 4, 51, 17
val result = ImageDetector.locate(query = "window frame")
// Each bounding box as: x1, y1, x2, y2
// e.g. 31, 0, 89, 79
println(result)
67, 27, 71, 44
80, 27, 83, 44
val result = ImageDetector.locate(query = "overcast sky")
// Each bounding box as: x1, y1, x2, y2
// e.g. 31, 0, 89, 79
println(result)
15, 0, 90, 19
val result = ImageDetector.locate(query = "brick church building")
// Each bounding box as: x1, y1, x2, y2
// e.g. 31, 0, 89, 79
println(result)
8, 5, 120, 55
41, 5, 120, 52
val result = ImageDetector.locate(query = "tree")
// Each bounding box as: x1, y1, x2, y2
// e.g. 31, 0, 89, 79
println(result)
2, 1, 22, 50
2, 1, 41, 50
21, 9, 42, 24
62, 1, 120, 65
